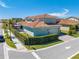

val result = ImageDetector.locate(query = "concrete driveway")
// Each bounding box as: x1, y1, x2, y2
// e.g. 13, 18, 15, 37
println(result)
58, 35, 75, 41
8, 50, 35, 59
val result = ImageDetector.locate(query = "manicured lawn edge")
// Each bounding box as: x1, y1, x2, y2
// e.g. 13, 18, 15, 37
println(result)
72, 54, 79, 59
71, 33, 79, 38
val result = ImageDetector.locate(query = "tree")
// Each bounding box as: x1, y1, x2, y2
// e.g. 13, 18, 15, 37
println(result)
69, 25, 76, 35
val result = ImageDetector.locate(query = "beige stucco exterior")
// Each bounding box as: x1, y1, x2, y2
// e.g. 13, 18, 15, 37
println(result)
60, 26, 70, 33
23, 25, 60, 36
60, 26, 69, 31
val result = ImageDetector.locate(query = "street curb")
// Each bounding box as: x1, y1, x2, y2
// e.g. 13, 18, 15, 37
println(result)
68, 51, 79, 59
5, 42, 29, 53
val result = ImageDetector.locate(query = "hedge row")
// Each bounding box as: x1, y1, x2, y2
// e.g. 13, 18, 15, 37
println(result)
3, 30, 16, 48
25, 34, 59, 45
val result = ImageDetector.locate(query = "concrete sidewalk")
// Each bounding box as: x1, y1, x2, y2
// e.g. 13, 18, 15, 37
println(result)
7, 30, 27, 51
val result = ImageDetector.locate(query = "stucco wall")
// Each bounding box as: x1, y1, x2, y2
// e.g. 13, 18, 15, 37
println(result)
60, 26, 70, 31
26, 18, 57, 24
60, 26, 70, 34
44, 18, 57, 24
23, 25, 60, 36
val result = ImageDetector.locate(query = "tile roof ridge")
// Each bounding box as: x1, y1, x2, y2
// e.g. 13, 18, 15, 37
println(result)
33, 21, 41, 27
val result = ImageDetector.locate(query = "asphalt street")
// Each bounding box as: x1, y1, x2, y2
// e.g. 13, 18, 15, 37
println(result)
0, 43, 4, 59
8, 50, 35, 59
36, 38, 79, 59
0, 43, 36, 59
0, 36, 79, 59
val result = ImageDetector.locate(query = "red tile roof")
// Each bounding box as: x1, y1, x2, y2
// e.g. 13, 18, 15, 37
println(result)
19, 21, 57, 28
35, 22, 48, 27
26, 14, 57, 19
59, 20, 78, 25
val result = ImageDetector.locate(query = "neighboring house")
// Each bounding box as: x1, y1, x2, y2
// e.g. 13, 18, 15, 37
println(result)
25, 14, 59, 24
13, 23, 21, 29
59, 19, 79, 33
13, 23, 24, 32
66, 17, 79, 21
19, 21, 60, 36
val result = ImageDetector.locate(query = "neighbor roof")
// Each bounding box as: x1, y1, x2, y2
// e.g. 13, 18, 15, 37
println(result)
19, 21, 48, 27
59, 19, 78, 25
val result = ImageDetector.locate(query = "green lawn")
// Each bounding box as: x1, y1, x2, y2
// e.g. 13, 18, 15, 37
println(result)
72, 33, 79, 37
72, 54, 79, 59
25, 40, 63, 50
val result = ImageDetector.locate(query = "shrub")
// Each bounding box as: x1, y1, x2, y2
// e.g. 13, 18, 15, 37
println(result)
25, 34, 59, 45
69, 25, 76, 35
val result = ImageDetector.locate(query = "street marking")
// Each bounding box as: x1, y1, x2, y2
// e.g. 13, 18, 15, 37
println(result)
31, 52, 41, 59
65, 46, 71, 50
3, 43, 9, 59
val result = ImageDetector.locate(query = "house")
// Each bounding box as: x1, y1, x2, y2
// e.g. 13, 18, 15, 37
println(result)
19, 21, 60, 36
66, 17, 79, 21
59, 19, 79, 33
25, 14, 59, 24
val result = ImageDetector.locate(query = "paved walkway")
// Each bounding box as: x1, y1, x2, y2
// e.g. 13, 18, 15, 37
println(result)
7, 30, 27, 51
8, 50, 35, 59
